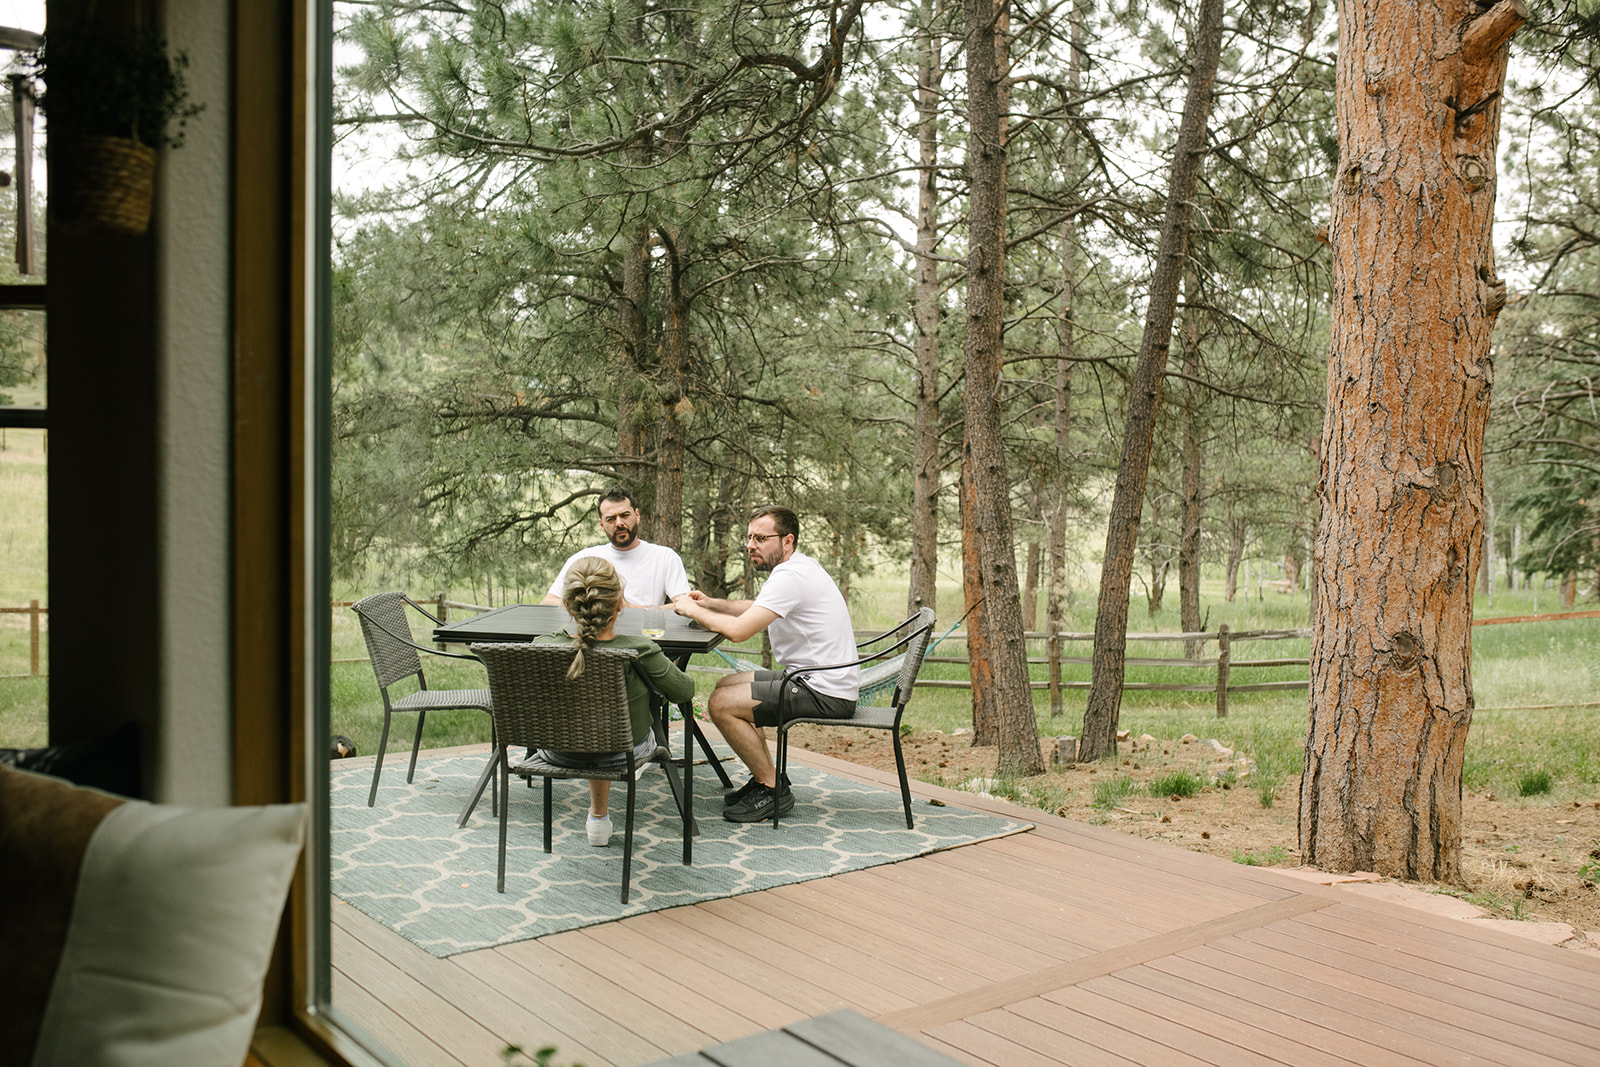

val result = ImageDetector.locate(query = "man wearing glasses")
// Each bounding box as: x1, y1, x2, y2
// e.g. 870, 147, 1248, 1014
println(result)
674, 505, 860, 822
542, 486, 692, 607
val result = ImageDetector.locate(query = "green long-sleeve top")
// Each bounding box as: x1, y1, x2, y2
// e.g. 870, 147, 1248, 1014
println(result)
532, 632, 695, 746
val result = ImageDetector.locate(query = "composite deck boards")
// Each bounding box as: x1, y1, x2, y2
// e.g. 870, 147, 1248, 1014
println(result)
329, 745, 1600, 1066
662, 899, 924, 1015
840, 861, 1120, 964
695, 894, 947, 1006
924, 1015, 1131, 1067
1002, 995, 1223, 1067
452, 940, 674, 1064
1154, 950, 1509, 1066
1071, 975, 1358, 1067
1035, 983, 1288, 1067
543, 925, 759, 1039
1294, 908, 1600, 1024
491, 936, 717, 1053
1120, 960, 1441, 1067
927, 832, 1262, 932
1311, 902, 1600, 1003
1234, 920, 1600, 1054
1199, 934, 1584, 1067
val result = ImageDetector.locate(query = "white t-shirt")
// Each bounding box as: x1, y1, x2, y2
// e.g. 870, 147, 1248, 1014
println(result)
752, 551, 860, 701
548, 541, 692, 605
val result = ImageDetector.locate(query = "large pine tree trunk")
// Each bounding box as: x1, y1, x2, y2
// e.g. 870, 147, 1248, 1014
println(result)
655, 233, 689, 552
909, 1, 943, 619
1079, 0, 1225, 762
1301, 0, 1524, 881
617, 221, 654, 499
962, 0, 1042, 774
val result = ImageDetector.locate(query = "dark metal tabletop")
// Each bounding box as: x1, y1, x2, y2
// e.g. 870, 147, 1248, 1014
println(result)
434, 603, 724, 658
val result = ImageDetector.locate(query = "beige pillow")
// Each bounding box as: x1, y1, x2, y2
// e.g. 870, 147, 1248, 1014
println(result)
0, 767, 306, 1067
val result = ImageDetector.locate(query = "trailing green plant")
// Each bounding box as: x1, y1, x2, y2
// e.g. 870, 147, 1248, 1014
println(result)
1580, 843, 1600, 882
501, 1045, 583, 1067
1148, 771, 1204, 798
1092, 774, 1139, 811
1517, 769, 1553, 797
27, 27, 204, 149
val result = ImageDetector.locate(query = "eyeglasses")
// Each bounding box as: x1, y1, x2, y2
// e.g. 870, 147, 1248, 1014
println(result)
745, 532, 781, 545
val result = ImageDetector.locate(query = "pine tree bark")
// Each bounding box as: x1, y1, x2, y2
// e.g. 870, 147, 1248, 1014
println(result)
617, 221, 654, 499
909, 0, 943, 618
1045, 0, 1086, 721
962, 0, 1042, 774
1301, 0, 1525, 880
1179, 270, 1204, 657
1079, 0, 1225, 762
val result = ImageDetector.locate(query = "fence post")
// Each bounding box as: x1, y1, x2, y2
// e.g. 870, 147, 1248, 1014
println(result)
29, 599, 42, 676
435, 591, 448, 651
1047, 629, 1063, 718
1215, 624, 1230, 718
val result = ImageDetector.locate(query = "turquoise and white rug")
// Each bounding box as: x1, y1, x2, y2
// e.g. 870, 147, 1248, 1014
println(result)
330, 749, 1031, 957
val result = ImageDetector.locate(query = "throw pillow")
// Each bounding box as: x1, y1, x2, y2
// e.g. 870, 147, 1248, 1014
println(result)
0, 767, 306, 1067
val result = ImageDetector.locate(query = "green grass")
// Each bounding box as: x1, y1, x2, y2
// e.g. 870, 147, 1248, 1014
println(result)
1516, 769, 1553, 797
1231, 845, 1288, 866
1148, 770, 1204, 798
1091, 774, 1138, 811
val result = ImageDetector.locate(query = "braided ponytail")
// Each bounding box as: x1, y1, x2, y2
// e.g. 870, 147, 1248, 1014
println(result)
560, 556, 625, 679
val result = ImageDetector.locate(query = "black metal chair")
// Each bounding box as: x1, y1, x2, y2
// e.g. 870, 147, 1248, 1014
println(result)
349, 592, 495, 813
468, 642, 691, 901
772, 607, 937, 830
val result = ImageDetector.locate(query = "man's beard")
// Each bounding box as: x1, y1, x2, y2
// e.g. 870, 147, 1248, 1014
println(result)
611, 527, 638, 549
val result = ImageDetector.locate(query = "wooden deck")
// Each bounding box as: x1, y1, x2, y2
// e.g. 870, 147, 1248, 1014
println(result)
332, 747, 1600, 1066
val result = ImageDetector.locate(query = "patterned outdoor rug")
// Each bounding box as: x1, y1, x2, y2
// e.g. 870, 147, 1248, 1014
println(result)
330, 748, 1032, 957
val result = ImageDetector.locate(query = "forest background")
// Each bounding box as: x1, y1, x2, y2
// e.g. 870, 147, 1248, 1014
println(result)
325, 0, 1598, 695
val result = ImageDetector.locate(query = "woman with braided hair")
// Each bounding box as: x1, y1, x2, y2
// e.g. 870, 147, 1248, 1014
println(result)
531, 556, 695, 846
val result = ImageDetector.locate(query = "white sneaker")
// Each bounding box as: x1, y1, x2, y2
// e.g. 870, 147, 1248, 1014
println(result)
587, 813, 613, 847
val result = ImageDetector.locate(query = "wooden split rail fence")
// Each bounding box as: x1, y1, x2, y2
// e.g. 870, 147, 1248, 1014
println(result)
921, 625, 1308, 718
0, 600, 45, 678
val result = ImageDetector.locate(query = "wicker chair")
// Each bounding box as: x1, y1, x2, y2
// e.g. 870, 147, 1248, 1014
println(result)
470, 642, 691, 901
350, 592, 495, 812
772, 607, 936, 830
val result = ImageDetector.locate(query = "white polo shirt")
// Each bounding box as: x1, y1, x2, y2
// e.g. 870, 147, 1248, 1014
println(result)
548, 541, 692, 605
752, 551, 860, 701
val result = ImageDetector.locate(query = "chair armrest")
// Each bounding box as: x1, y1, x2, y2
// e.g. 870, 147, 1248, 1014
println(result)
357, 604, 482, 662
781, 624, 930, 684
855, 615, 920, 654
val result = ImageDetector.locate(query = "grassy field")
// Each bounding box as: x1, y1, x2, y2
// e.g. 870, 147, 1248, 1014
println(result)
0, 425, 48, 748
3, 432, 1597, 805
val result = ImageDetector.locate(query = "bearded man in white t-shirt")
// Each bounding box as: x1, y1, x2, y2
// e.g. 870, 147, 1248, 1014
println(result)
674, 505, 859, 822
542, 486, 692, 607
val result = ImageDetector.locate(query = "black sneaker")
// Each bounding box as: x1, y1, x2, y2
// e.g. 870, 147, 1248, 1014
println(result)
724, 772, 791, 807
722, 782, 796, 823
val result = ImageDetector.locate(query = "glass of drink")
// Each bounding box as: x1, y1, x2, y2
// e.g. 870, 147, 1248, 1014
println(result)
641, 607, 666, 639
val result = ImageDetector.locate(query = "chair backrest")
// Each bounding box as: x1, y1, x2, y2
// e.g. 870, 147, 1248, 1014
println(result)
891, 607, 937, 708
471, 642, 638, 754
854, 608, 937, 707
351, 592, 425, 690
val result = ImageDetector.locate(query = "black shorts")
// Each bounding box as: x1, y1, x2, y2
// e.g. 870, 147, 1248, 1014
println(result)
750, 669, 857, 728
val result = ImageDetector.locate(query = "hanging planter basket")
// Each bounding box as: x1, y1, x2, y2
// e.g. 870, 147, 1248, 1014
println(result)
50, 134, 158, 237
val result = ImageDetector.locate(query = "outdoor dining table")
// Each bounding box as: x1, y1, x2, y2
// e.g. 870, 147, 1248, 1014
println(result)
434, 603, 733, 837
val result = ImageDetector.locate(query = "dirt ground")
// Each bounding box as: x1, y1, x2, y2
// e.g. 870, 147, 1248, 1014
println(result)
785, 724, 1600, 941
